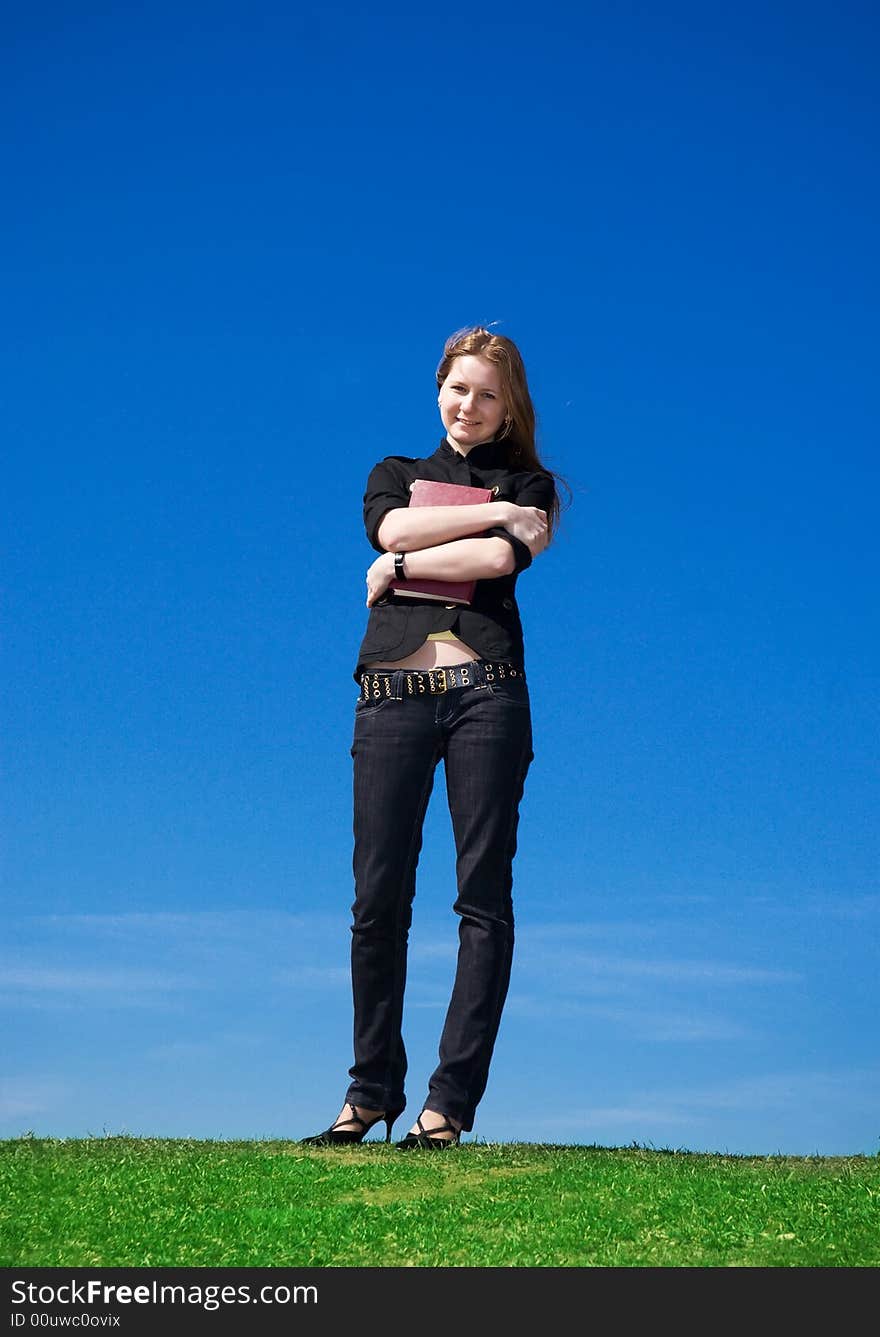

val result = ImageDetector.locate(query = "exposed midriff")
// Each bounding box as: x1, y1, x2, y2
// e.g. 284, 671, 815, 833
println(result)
368, 629, 481, 671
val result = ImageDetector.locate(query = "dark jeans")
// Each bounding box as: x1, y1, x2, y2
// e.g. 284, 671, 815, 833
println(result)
345, 662, 534, 1132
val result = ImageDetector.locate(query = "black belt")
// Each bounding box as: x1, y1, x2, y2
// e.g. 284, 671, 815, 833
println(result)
359, 659, 524, 702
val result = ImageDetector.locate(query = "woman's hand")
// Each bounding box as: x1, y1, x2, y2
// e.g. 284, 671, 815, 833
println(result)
502, 504, 549, 554
366, 551, 396, 607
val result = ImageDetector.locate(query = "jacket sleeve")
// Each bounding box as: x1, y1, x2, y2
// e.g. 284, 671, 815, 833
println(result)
481, 472, 556, 574
362, 460, 412, 553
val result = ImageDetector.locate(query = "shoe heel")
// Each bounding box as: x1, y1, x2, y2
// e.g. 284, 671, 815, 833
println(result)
384, 1108, 404, 1142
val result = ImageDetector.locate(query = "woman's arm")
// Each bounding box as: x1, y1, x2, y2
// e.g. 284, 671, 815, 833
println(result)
376, 502, 514, 552
365, 538, 514, 607
377, 501, 548, 553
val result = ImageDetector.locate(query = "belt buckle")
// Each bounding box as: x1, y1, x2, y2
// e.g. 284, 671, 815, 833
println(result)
436, 668, 448, 693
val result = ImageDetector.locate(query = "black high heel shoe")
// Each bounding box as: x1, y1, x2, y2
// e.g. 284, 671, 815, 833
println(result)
395, 1112, 461, 1150
300, 1102, 403, 1146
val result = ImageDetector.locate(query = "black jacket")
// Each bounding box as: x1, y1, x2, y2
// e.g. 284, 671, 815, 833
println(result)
353, 437, 555, 681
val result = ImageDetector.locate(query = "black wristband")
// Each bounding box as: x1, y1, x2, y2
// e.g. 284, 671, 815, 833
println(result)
394, 552, 407, 581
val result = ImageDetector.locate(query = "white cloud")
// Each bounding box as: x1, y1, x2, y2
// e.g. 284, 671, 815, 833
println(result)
0, 1078, 66, 1119
507, 994, 749, 1041
681, 1068, 880, 1115
518, 946, 798, 986
276, 966, 350, 988
145, 1029, 268, 1061
35, 910, 339, 939
506, 1067, 880, 1143
0, 966, 192, 992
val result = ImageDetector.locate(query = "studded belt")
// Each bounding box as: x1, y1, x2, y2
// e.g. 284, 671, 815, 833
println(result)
359, 659, 524, 702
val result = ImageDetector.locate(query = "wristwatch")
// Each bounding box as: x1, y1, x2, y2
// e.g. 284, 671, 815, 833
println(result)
393, 552, 407, 580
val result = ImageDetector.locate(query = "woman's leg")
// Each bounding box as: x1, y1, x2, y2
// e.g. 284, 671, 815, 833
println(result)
420, 676, 534, 1133
345, 692, 441, 1116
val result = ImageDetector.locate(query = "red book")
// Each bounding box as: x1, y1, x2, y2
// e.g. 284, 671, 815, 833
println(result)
388, 477, 495, 604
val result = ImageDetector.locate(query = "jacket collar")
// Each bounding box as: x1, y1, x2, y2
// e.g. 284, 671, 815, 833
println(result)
433, 436, 510, 469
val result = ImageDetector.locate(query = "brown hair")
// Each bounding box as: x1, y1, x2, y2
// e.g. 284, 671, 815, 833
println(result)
435, 325, 570, 538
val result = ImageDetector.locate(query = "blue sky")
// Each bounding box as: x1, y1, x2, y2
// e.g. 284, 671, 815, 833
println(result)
3, 2, 878, 1156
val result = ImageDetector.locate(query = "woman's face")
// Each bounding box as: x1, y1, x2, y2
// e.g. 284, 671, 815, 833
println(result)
438, 355, 507, 453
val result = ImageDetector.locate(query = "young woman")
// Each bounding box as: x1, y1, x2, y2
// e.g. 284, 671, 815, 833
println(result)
302, 325, 565, 1149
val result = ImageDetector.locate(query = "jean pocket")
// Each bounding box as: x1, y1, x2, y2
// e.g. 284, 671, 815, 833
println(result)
354, 693, 396, 717
485, 676, 531, 709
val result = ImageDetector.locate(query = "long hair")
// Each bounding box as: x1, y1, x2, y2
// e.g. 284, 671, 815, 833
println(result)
435, 325, 570, 537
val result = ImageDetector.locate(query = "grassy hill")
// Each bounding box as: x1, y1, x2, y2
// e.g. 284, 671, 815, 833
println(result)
2, 1136, 878, 1268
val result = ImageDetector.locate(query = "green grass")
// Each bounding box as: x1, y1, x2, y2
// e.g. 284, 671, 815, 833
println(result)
2, 1136, 878, 1267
